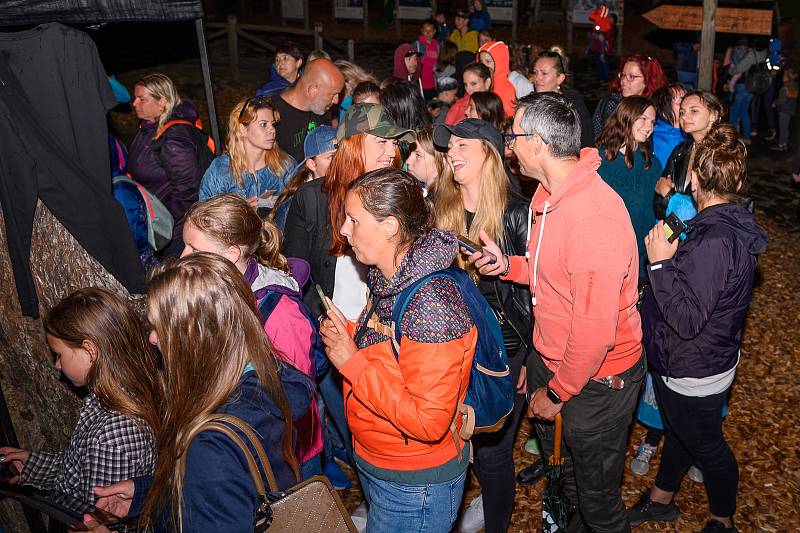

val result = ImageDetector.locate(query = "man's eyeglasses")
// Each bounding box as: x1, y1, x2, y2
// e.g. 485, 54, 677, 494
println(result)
618, 72, 644, 82
504, 133, 540, 147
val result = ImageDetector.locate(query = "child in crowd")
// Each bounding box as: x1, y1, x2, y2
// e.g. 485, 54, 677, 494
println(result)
434, 76, 459, 123
466, 91, 506, 131
406, 124, 449, 192
335, 60, 377, 122
0, 288, 162, 503
271, 125, 337, 228
478, 29, 493, 48
478, 40, 517, 118
353, 80, 382, 105
434, 11, 451, 46
446, 62, 492, 124
435, 40, 458, 82
393, 43, 423, 95
412, 19, 440, 101
771, 67, 798, 152
182, 194, 324, 479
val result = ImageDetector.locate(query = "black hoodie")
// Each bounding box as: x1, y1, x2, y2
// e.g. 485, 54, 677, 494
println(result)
641, 202, 768, 379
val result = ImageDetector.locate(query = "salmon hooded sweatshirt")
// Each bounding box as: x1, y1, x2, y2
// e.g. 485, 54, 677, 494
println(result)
503, 148, 642, 401
478, 40, 516, 118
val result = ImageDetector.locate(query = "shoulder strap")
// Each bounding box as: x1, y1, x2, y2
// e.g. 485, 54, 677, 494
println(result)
389, 269, 458, 359
207, 413, 281, 492
154, 119, 195, 140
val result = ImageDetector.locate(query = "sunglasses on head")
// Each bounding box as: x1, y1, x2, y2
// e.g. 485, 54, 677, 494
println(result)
238, 96, 271, 121
538, 51, 565, 75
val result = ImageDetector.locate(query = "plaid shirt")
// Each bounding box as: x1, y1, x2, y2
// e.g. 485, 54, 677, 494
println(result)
20, 393, 155, 504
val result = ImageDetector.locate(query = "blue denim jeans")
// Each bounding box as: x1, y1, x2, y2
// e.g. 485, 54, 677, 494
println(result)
357, 466, 467, 533
729, 84, 753, 140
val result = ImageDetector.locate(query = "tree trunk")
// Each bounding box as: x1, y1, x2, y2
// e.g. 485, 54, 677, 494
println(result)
0, 202, 144, 532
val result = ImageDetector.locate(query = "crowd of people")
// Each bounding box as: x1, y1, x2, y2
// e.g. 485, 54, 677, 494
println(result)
0, 7, 781, 533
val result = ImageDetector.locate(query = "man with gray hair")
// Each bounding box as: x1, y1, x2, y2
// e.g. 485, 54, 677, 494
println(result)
473, 92, 645, 531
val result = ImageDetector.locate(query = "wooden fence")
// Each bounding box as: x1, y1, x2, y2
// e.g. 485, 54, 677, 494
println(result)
206, 15, 355, 82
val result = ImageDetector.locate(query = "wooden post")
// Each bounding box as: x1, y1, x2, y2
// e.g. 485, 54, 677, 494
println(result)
364, 0, 369, 37
395, 0, 401, 40
227, 15, 240, 83
512, 0, 518, 41
698, 0, 717, 91
303, 0, 310, 31
348, 39, 355, 62
314, 22, 324, 51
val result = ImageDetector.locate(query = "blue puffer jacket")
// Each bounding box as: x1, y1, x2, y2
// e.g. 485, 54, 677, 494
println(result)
256, 64, 295, 98
652, 119, 685, 170
641, 203, 767, 379
129, 363, 313, 532
199, 153, 296, 202
469, 9, 492, 31
128, 99, 203, 241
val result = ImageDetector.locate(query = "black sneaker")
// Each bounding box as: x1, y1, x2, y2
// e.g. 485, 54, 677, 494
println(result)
626, 489, 680, 526
700, 519, 738, 532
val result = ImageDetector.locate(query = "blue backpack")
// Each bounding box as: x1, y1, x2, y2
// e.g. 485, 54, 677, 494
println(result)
388, 267, 513, 438
257, 290, 330, 381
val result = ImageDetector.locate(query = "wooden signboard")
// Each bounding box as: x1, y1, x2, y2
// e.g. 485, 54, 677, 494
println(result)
643, 5, 773, 35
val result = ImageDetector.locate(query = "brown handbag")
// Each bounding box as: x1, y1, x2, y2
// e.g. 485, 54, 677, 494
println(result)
195, 413, 358, 533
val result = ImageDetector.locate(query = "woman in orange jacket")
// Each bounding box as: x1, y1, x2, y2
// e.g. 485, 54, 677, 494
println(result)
320, 168, 477, 533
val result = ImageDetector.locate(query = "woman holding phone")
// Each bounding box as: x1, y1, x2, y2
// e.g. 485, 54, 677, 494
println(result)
431, 118, 532, 533
199, 96, 296, 211
319, 168, 476, 533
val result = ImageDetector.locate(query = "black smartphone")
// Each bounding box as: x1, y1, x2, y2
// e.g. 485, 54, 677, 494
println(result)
663, 213, 687, 243
457, 235, 497, 264
314, 283, 331, 312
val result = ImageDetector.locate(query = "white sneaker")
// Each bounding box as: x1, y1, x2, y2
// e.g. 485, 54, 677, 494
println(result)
351, 500, 368, 533
687, 465, 704, 483
458, 494, 485, 533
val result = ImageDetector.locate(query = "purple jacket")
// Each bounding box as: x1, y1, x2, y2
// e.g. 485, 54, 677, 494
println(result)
641, 203, 767, 379
127, 99, 202, 239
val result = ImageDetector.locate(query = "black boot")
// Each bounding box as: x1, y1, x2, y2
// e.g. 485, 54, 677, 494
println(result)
516, 458, 546, 485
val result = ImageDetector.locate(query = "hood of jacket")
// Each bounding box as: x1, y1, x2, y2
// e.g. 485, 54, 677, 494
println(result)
255, 64, 294, 97
531, 147, 601, 214
244, 256, 300, 300
653, 119, 686, 168
478, 40, 510, 79
394, 43, 420, 80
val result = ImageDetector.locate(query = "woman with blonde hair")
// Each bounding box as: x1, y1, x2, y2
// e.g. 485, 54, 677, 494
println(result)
199, 96, 296, 213
335, 59, 377, 121
432, 119, 531, 533
86, 253, 313, 531
128, 72, 206, 258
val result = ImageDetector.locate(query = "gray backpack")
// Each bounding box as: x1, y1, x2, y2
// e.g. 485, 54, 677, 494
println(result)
112, 175, 174, 252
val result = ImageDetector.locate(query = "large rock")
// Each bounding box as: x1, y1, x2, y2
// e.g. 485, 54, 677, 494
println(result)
0, 202, 144, 532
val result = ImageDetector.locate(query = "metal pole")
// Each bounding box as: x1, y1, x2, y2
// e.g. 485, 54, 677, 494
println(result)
196, 18, 221, 154
348, 39, 355, 62
227, 15, 240, 83
698, 0, 717, 91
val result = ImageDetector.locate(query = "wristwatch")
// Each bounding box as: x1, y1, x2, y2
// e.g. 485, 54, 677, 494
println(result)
546, 387, 562, 404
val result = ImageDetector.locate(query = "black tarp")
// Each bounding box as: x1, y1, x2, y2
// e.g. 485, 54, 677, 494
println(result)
1, 0, 203, 25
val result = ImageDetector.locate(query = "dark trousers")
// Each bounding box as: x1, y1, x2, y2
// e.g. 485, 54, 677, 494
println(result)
652, 376, 738, 517
472, 346, 527, 533
527, 351, 645, 533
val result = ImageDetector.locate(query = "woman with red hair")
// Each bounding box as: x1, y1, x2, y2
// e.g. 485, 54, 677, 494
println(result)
593, 54, 667, 138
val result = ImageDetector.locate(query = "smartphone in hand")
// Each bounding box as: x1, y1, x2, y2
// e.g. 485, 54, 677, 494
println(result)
663, 213, 687, 243
457, 234, 497, 264
314, 283, 331, 312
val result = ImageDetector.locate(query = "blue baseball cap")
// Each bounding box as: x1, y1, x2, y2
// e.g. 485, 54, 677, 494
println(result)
302, 125, 336, 162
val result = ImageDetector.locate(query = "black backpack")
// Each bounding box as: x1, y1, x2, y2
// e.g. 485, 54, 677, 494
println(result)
152, 118, 216, 174
744, 51, 772, 95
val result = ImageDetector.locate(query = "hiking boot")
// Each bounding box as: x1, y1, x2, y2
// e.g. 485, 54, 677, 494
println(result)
627, 489, 680, 526
630, 442, 658, 476
700, 519, 738, 532
688, 465, 704, 483
457, 494, 484, 533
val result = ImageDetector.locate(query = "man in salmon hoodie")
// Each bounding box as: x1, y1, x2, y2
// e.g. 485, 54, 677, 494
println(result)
477, 40, 516, 118
474, 92, 645, 532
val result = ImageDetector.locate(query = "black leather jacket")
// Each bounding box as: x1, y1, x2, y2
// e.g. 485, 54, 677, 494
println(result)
476, 191, 533, 357
653, 138, 694, 220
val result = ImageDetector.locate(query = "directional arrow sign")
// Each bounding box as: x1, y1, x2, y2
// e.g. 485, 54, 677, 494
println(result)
643, 5, 773, 35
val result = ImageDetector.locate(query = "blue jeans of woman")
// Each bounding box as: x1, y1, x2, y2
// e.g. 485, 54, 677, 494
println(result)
729, 84, 753, 140
357, 466, 467, 533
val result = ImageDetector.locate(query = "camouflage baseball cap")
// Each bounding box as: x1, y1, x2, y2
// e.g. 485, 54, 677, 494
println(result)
336, 103, 416, 143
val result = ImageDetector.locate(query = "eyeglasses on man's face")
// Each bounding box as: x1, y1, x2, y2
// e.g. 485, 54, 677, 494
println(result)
504, 132, 540, 147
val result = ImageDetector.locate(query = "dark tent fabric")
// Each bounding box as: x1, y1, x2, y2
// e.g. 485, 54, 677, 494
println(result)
1, 0, 203, 25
